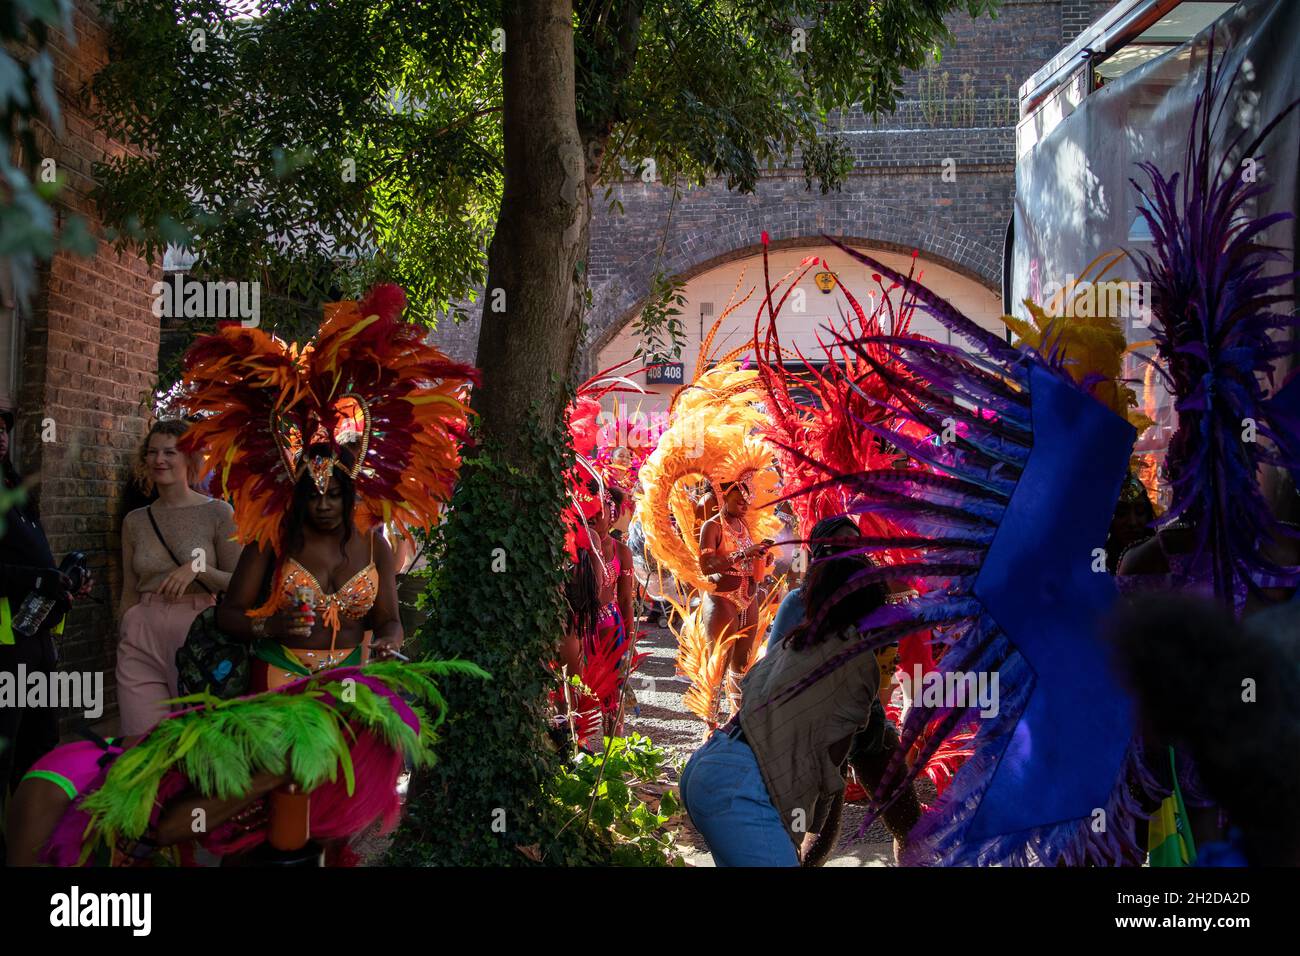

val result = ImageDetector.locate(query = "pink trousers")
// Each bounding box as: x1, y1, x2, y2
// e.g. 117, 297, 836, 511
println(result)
115, 592, 214, 735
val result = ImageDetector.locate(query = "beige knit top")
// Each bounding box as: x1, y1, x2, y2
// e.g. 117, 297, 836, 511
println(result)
121, 499, 242, 608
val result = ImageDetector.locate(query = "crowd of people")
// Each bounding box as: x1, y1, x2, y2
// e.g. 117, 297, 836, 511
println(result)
1, 285, 478, 865
2, 61, 1299, 870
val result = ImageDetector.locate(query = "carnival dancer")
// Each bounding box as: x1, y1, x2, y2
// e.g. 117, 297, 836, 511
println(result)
697, 471, 775, 710
557, 367, 647, 744
558, 481, 639, 741
217, 446, 402, 690
5, 659, 486, 866
636, 294, 784, 724
583, 488, 638, 737
592, 487, 636, 673
174, 284, 478, 689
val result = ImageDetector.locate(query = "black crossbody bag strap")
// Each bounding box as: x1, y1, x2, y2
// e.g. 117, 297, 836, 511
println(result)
146, 505, 215, 596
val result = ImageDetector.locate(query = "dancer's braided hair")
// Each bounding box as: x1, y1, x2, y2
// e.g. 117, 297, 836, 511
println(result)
565, 547, 601, 642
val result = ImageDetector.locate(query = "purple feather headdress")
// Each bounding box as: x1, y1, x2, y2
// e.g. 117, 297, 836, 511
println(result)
751, 236, 1154, 866
1129, 33, 1300, 605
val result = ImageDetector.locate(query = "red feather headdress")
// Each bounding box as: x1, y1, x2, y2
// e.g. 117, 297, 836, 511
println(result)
177, 284, 480, 555
561, 360, 647, 562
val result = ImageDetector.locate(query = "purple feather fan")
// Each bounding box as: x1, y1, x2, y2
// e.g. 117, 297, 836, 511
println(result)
1129, 33, 1300, 606
749, 233, 1158, 866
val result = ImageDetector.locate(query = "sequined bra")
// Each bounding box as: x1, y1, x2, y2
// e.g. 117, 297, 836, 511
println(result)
602, 554, 620, 591
721, 517, 755, 574
279, 537, 378, 635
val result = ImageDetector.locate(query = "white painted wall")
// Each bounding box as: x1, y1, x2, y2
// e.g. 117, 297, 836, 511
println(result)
595, 243, 1004, 422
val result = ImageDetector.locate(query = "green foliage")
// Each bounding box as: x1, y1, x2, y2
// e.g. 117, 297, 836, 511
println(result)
91, 0, 503, 327
630, 268, 688, 365
544, 733, 684, 867
802, 135, 854, 195
1, 0, 95, 305
386, 411, 574, 866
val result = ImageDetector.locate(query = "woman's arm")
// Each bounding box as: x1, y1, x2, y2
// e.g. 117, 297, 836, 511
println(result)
215, 544, 279, 641
698, 520, 738, 576
120, 517, 140, 617
197, 504, 241, 593
765, 588, 804, 650
368, 531, 403, 652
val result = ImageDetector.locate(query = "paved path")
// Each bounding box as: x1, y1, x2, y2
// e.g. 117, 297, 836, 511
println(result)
623, 621, 896, 866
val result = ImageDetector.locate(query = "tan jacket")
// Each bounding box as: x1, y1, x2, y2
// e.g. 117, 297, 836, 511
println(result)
738, 625, 879, 847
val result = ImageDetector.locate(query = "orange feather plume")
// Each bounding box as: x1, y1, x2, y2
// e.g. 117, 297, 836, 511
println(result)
177, 285, 479, 559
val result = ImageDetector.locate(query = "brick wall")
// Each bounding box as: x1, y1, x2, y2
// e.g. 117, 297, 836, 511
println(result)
1062, 0, 1119, 42
434, 0, 1122, 369
13, 0, 161, 725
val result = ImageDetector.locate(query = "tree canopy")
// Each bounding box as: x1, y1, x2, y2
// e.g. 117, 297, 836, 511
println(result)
92, 0, 996, 335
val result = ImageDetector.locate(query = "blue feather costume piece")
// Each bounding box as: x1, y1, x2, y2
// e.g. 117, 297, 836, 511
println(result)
771, 238, 1149, 865
768, 36, 1300, 865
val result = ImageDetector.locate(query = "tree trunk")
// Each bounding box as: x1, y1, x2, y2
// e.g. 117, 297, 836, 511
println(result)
473, 0, 590, 464
394, 0, 602, 866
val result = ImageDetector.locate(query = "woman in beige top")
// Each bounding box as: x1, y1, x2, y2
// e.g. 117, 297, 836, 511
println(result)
116, 420, 242, 734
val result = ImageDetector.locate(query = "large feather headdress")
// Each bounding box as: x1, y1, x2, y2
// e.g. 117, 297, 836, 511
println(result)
636, 338, 782, 593
177, 284, 479, 553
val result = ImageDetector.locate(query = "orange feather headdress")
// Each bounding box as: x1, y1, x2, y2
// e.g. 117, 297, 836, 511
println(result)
177, 284, 479, 554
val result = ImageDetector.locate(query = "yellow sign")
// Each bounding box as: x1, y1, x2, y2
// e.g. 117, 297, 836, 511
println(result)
814, 271, 837, 293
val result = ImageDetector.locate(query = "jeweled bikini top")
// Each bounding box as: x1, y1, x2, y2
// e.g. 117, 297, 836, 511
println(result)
278, 537, 378, 634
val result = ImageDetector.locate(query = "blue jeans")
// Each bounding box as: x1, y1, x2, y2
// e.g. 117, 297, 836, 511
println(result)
679, 730, 799, 867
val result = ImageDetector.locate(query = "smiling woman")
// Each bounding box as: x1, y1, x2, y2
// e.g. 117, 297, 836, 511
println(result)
116, 419, 242, 735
